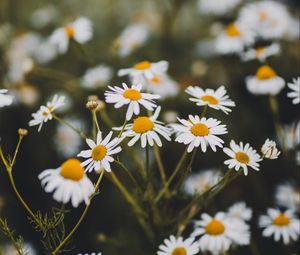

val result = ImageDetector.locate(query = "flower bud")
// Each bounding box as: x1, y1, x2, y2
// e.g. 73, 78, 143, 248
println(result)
261, 139, 280, 159
18, 128, 28, 137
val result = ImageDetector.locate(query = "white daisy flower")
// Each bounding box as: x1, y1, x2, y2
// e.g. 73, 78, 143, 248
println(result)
259, 208, 300, 244
246, 65, 285, 95
241, 43, 280, 62
283, 121, 300, 151
223, 140, 262, 176
104, 83, 160, 121
192, 212, 250, 254
287, 77, 300, 105
0, 89, 13, 107
38, 159, 94, 208
78, 131, 122, 173
185, 85, 235, 114
157, 235, 199, 255
197, 0, 241, 16
29, 94, 65, 131
175, 116, 227, 153
227, 202, 253, 221
119, 106, 171, 148
81, 64, 113, 89
183, 169, 222, 196
275, 183, 300, 212
49, 16, 93, 54
261, 138, 281, 159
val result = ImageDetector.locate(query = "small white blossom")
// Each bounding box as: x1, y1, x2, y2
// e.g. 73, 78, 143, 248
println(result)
261, 139, 280, 159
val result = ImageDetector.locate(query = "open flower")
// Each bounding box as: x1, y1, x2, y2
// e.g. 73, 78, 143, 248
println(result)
38, 159, 94, 208
186, 85, 235, 114
227, 202, 253, 221
259, 208, 300, 244
287, 77, 300, 105
241, 43, 280, 62
175, 116, 227, 153
261, 139, 280, 159
223, 140, 262, 176
197, 0, 241, 16
78, 131, 122, 172
0, 89, 13, 107
81, 64, 112, 89
119, 106, 171, 148
275, 183, 300, 212
157, 235, 199, 255
105, 83, 160, 120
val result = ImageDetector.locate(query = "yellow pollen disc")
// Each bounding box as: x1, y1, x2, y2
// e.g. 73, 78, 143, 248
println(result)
134, 61, 151, 70
92, 145, 107, 161
123, 89, 142, 101
255, 65, 277, 80
151, 75, 161, 85
235, 152, 250, 164
60, 159, 84, 181
259, 10, 268, 21
172, 247, 187, 255
48, 105, 54, 111
191, 123, 209, 137
132, 116, 154, 134
225, 23, 241, 37
201, 95, 219, 105
42, 111, 49, 116
65, 25, 75, 38
273, 213, 290, 226
205, 219, 225, 235
255, 47, 265, 56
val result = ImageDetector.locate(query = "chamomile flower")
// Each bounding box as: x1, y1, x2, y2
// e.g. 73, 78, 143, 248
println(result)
197, 0, 241, 16
223, 140, 262, 176
287, 77, 300, 104
261, 139, 280, 159
81, 64, 113, 89
259, 208, 300, 244
50, 16, 93, 54
157, 235, 199, 255
283, 121, 300, 151
38, 159, 94, 208
29, 94, 65, 131
104, 83, 160, 120
241, 43, 280, 62
227, 202, 253, 221
175, 116, 227, 153
275, 183, 300, 212
186, 85, 235, 114
0, 89, 13, 107
246, 65, 285, 95
119, 106, 171, 148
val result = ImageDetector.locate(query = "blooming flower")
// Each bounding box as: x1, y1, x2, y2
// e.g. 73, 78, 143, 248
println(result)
227, 202, 253, 221
283, 121, 300, 150
275, 183, 300, 212
287, 77, 300, 104
223, 140, 262, 176
29, 94, 65, 131
241, 43, 280, 62
50, 16, 93, 54
175, 116, 227, 153
246, 65, 285, 95
157, 235, 199, 255
105, 83, 160, 120
259, 208, 300, 244
78, 131, 122, 173
119, 106, 171, 148
0, 89, 13, 107
38, 159, 94, 208
261, 139, 280, 159
197, 0, 241, 16
186, 85, 235, 114
81, 64, 113, 89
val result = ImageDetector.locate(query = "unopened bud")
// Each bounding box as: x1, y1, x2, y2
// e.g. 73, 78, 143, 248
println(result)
86, 100, 99, 110
18, 128, 28, 137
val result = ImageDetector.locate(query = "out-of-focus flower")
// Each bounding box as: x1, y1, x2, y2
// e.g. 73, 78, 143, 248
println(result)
0, 89, 13, 107
30, 5, 58, 29
118, 106, 171, 148
285, 17, 300, 40
275, 183, 300, 212
157, 235, 199, 255
227, 202, 253, 221
246, 65, 285, 95
287, 77, 300, 105
175, 116, 227, 153
81, 65, 113, 89
261, 139, 280, 159
197, 0, 241, 16
183, 169, 222, 195
4, 242, 36, 255
186, 85, 235, 114
162, 110, 178, 124
14, 83, 40, 107
78, 253, 101, 255
78, 131, 122, 173
33, 39, 57, 64
259, 208, 300, 244
39, 159, 94, 208
283, 121, 300, 150
105, 83, 160, 120
241, 43, 280, 62
50, 16, 93, 54
223, 140, 262, 176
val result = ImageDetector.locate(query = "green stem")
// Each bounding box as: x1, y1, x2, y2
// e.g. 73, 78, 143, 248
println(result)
200, 105, 208, 118
118, 119, 127, 138
154, 145, 168, 185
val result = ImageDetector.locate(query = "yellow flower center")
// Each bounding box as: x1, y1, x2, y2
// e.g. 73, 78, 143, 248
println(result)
65, 25, 75, 38
151, 75, 161, 85
255, 65, 277, 80
255, 47, 265, 56
60, 159, 84, 181
48, 105, 54, 111
235, 152, 250, 164
191, 123, 209, 136
132, 116, 154, 134
201, 95, 219, 105
273, 213, 290, 226
259, 10, 268, 21
225, 23, 241, 37
134, 61, 151, 70
205, 219, 225, 235
42, 111, 49, 117
123, 89, 142, 101
172, 247, 187, 255
92, 145, 107, 161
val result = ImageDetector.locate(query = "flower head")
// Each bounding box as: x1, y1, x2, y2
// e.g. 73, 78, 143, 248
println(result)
275, 183, 300, 212
241, 43, 280, 62
227, 202, 253, 221
0, 89, 13, 107
197, 0, 241, 16
261, 139, 280, 159
287, 77, 300, 105
81, 65, 112, 89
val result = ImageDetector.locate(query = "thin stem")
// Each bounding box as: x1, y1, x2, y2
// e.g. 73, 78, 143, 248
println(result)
52, 170, 105, 255
146, 145, 150, 175
118, 119, 127, 138
200, 104, 208, 118
154, 145, 168, 185
11, 136, 23, 167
